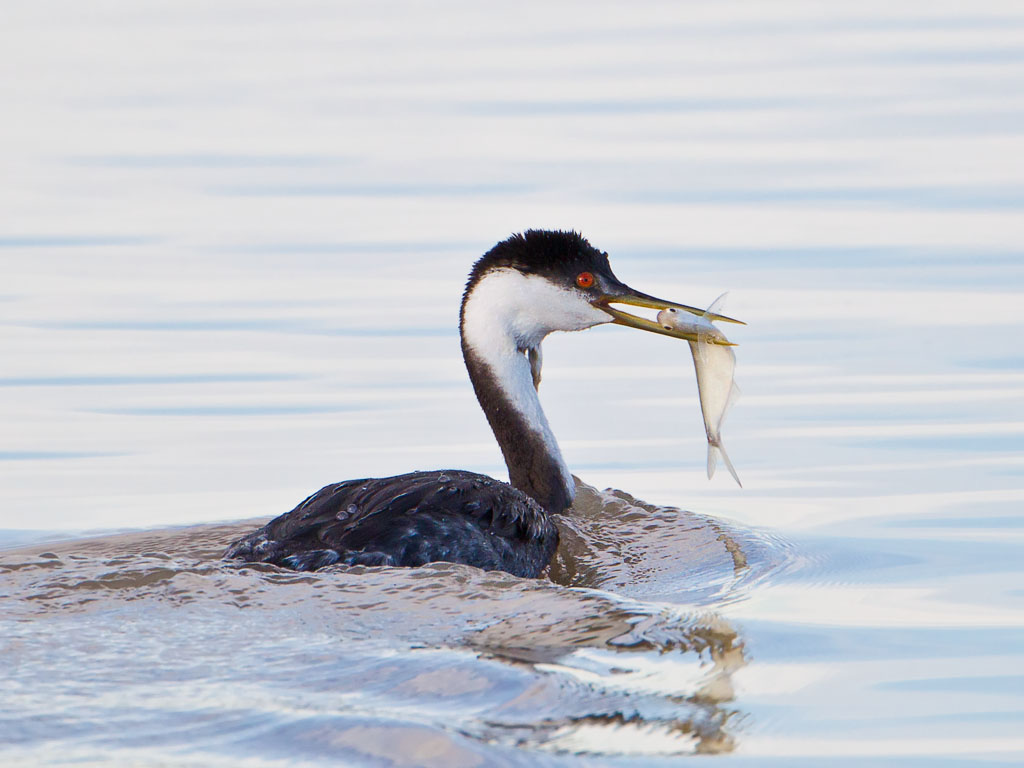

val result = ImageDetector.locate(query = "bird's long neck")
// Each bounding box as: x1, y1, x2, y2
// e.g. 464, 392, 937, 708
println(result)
461, 344, 575, 514
460, 280, 575, 514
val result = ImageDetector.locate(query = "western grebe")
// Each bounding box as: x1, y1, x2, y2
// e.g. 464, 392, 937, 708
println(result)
224, 230, 740, 577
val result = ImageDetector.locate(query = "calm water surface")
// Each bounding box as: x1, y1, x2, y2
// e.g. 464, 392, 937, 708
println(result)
2, 2, 1024, 765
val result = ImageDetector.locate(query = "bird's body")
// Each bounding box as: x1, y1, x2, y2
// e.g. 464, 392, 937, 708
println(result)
223, 470, 557, 577
224, 230, 741, 577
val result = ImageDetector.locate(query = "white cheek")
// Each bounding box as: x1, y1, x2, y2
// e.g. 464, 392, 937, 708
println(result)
463, 270, 611, 350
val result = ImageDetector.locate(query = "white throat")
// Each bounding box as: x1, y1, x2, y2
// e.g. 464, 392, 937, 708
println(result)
461, 269, 611, 500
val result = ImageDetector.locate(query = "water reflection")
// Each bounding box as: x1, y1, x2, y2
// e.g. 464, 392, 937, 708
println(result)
0, 481, 762, 761
3, 0, 1024, 762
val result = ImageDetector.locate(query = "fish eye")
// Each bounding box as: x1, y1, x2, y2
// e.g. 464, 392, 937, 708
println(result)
576, 271, 595, 289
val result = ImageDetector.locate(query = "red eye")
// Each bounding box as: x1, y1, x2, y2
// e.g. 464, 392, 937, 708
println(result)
576, 271, 595, 288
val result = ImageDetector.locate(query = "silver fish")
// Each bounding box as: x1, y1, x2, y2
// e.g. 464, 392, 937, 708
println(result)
657, 294, 742, 487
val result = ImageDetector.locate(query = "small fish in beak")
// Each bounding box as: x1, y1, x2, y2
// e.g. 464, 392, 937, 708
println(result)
658, 294, 742, 487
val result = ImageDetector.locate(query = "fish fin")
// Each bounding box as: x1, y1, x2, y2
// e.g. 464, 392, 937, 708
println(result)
695, 335, 711, 366
718, 441, 742, 488
696, 293, 731, 355
719, 382, 741, 427
704, 292, 729, 319
706, 443, 718, 480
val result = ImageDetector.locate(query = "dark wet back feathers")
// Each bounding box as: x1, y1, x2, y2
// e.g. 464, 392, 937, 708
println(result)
223, 470, 559, 577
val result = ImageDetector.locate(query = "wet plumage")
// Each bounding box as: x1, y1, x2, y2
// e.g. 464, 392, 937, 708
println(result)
224, 470, 557, 578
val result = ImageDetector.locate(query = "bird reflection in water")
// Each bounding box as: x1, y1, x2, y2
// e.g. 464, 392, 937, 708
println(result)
1, 482, 757, 759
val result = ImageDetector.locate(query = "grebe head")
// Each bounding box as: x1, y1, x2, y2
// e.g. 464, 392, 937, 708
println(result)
460, 230, 743, 351
457, 230, 744, 515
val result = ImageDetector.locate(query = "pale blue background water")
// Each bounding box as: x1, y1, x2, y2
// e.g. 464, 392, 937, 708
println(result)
2, 1, 1023, 764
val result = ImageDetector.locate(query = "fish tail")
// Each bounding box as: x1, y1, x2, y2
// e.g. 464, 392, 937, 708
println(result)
718, 441, 742, 488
